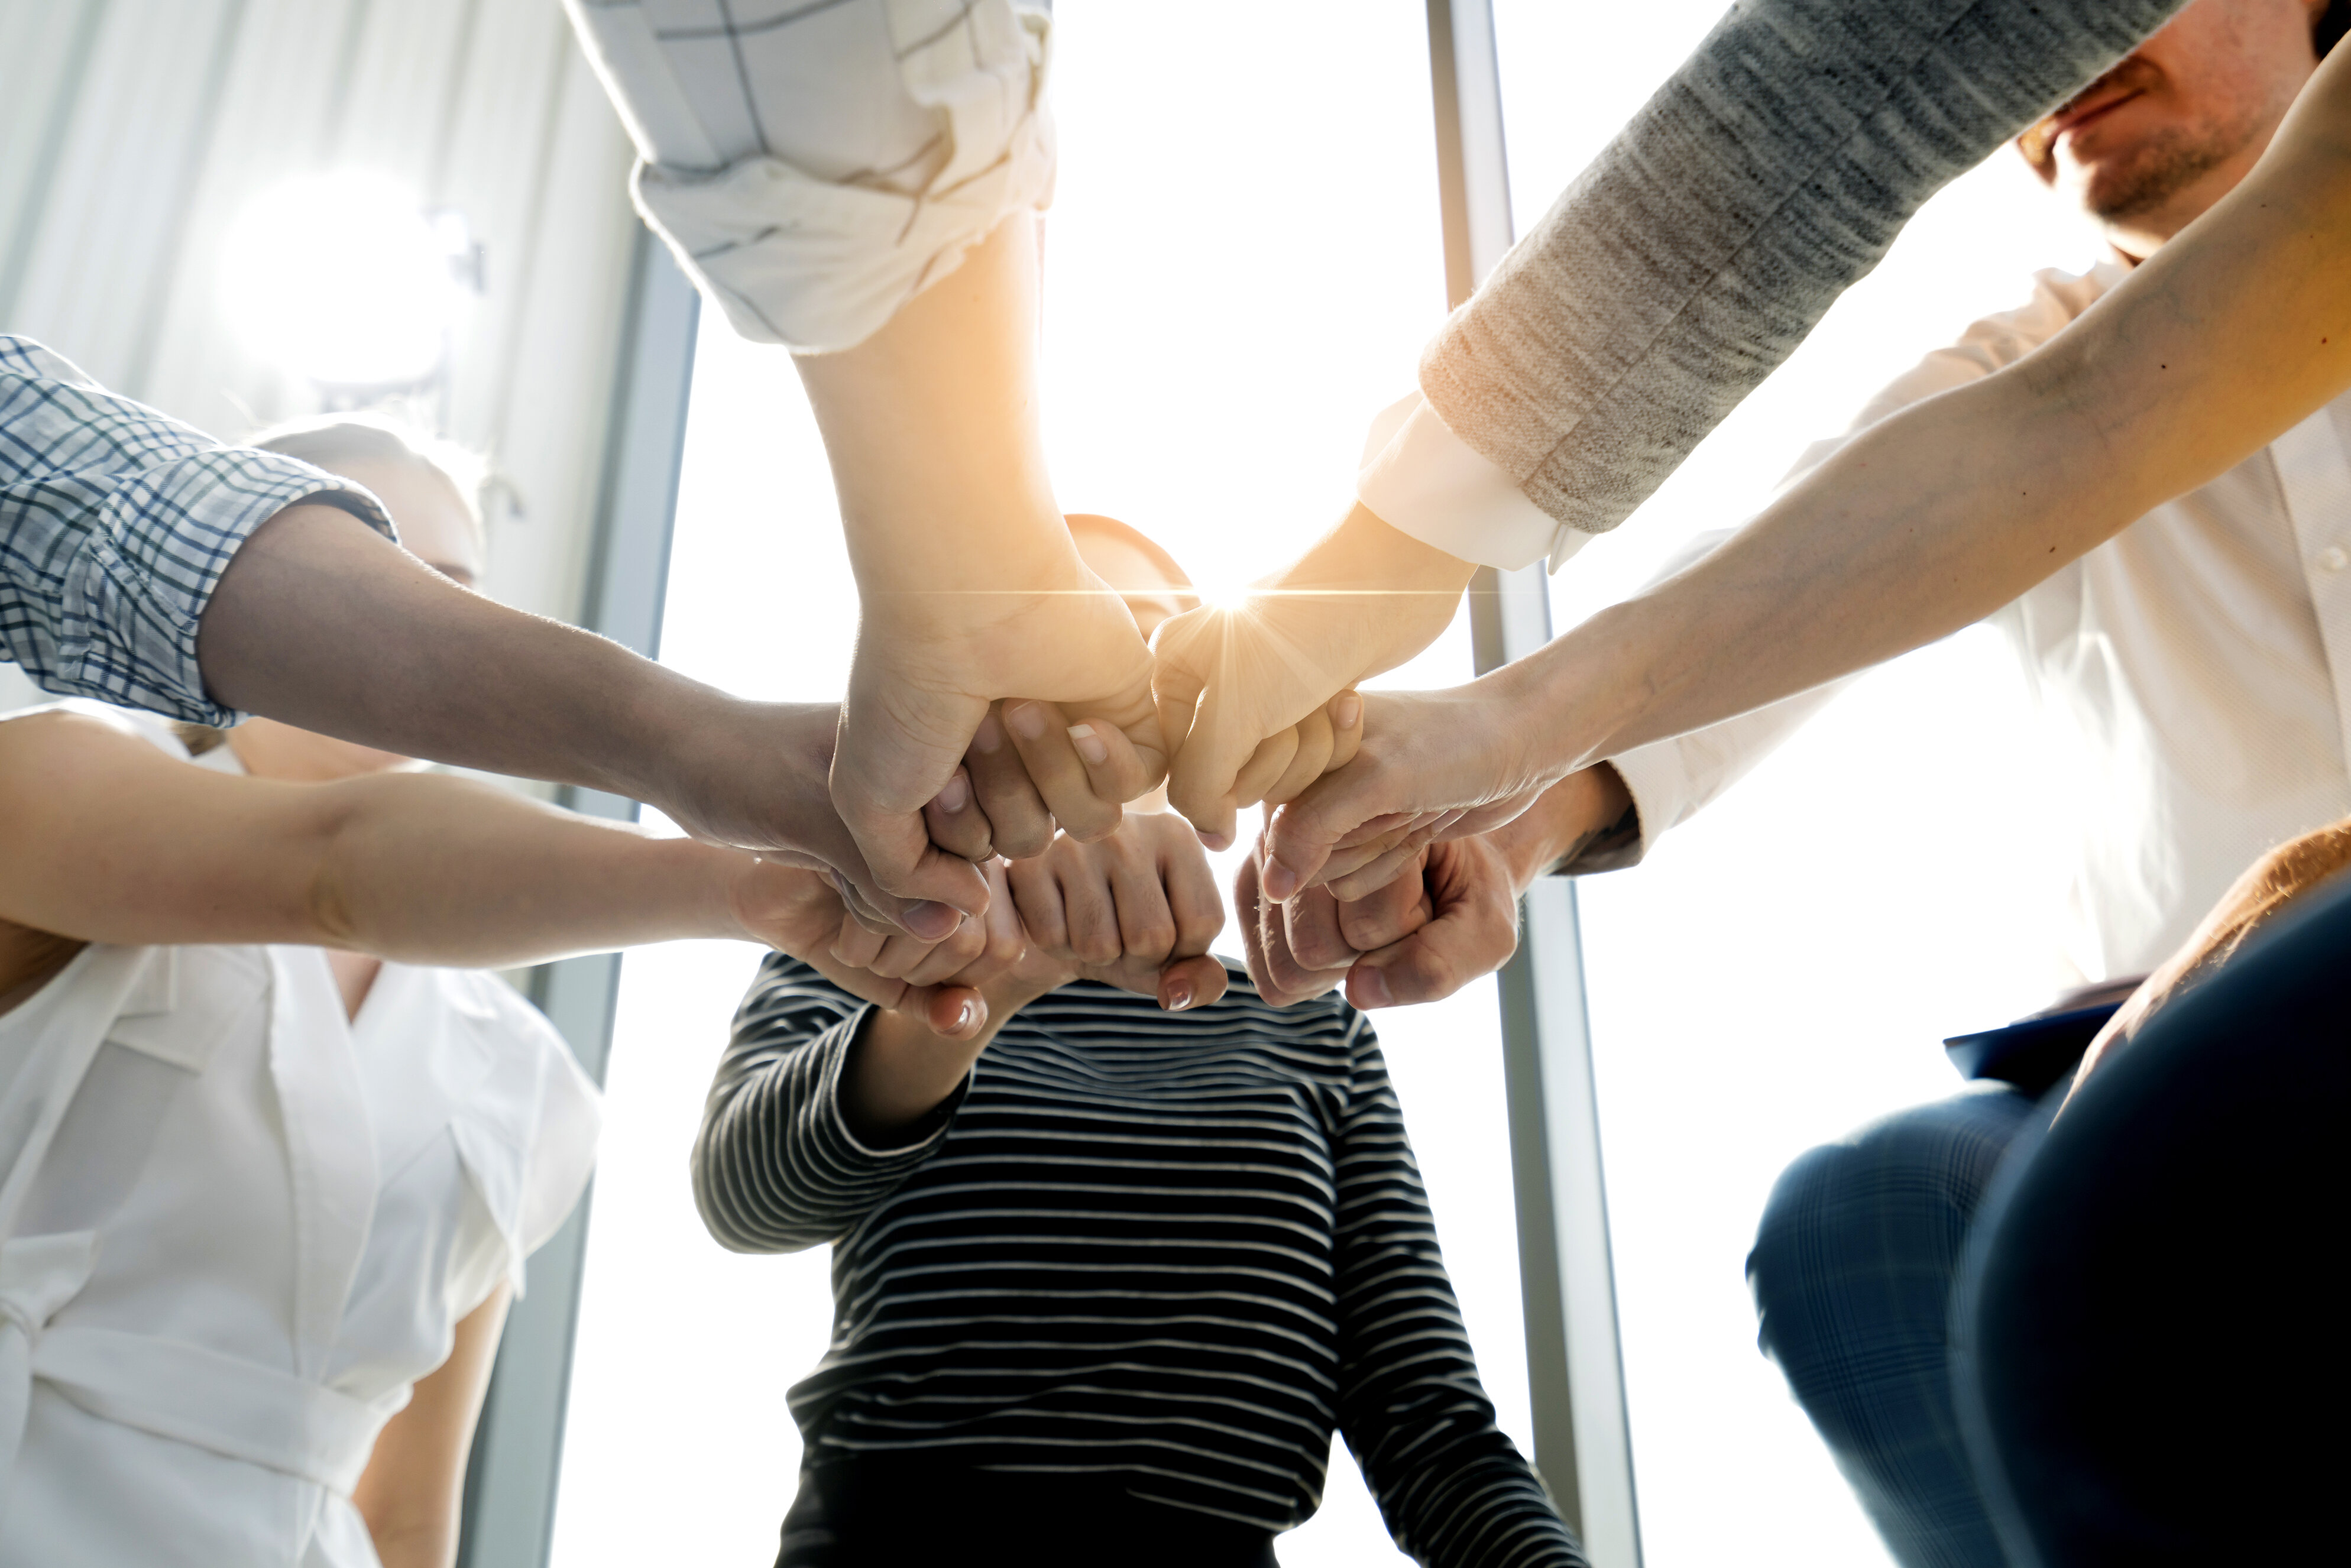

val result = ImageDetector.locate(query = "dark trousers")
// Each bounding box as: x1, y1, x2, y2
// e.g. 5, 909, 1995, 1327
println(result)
1957, 877, 2351, 1567
1748, 1082, 2038, 1568
776, 1456, 1282, 1568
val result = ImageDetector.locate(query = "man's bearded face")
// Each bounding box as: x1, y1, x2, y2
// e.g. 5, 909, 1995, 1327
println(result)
2016, 0, 2321, 229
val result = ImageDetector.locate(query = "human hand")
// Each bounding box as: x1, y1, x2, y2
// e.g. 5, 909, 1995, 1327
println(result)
1238, 834, 1518, 1011
649, 698, 984, 940
1152, 503, 1475, 848
1239, 764, 1634, 1006
836, 558, 1168, 913
921, 694, 1165, 866
1005, 810, 1230, 1012
729, 855, 1024, 1041
1259, 675, 1577, 903
825, 812, 1229, 1141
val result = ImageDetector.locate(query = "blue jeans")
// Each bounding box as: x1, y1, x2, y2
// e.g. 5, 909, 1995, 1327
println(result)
1747, 1083, 2039, 1568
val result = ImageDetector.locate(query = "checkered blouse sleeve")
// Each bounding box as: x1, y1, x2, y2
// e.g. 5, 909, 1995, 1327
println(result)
0, 336, 393, 724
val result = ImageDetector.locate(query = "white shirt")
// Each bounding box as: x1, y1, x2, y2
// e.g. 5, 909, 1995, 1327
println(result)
1588, 261, 2351, 983
0, 714, 600, 1567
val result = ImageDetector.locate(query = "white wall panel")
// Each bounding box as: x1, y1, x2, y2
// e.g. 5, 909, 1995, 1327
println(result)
0, 0, 639, 629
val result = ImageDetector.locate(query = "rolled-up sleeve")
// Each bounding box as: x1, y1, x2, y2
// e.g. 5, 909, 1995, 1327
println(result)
567, 0, 1054, 354
1413, 0, 2187, 547
0, 337, 393, 725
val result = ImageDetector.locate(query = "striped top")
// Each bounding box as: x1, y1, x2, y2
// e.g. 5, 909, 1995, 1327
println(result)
694, 954, 1585, 1568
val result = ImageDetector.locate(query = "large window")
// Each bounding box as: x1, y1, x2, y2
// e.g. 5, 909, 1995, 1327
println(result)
550, 5, 1524, 1564
1492, 4, 2108, 1564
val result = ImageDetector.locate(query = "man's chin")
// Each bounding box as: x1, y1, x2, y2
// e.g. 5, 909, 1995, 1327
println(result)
2071, 132, 2239, 227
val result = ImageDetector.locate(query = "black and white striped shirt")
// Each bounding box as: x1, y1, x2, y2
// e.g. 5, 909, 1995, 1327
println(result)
694, 954, 1586, 1568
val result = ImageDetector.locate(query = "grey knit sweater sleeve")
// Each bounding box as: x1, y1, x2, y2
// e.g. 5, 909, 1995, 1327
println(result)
1421, 0, 2191, 535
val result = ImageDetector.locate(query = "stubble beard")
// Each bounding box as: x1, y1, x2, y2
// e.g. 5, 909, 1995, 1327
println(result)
2076, 121, 2246, 225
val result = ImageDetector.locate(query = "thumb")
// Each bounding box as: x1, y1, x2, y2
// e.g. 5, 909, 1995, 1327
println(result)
1149, 608, 1210, 763
908, 983, 989, 1041
1261, 758, 1394, 902
1158, 953, 1228, 1013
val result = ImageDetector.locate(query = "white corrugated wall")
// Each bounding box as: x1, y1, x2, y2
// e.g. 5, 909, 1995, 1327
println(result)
0, 0, 640, 635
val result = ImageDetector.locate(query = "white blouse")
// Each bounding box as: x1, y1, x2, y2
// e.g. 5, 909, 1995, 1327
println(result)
0, 713, 601, 1567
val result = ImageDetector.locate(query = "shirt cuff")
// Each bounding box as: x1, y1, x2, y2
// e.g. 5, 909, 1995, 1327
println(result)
65, 449, 393, 728
1580, 742, 1699, 873
1355, 392, 1594, 574
616, 4, 1057, 352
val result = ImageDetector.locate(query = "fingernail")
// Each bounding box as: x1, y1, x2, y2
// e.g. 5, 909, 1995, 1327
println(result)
1333, 692, 1362, 729
1352, 967, 1393, 1009
1008, 702, 1048, 742
1164, 980, 1194, 1011
1196, 827, 1234, 853
1262, 861, 1300, 902
1067, 724, 1109, 766
935, 772, 971, 813
904, 902, 961, 941
973, 712, 1006, 754
956, 999, 977, 1034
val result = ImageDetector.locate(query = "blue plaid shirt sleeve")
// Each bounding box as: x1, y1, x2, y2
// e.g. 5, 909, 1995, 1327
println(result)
0, 335, 396, 724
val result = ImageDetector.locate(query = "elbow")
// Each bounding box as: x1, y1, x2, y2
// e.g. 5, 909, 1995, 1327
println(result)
689, 1124, 828, 1256
301, 792, 376, 951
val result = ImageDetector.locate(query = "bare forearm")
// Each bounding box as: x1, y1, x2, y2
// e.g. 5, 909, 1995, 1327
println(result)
315, 775, 747, 967
355, 1284, 509, 1568
1488, 764, 1635, 886
796, 217, 1073, 597
199, 506, 737, 811
840, 973, 1057, 1141
1527, 56, 2351, 776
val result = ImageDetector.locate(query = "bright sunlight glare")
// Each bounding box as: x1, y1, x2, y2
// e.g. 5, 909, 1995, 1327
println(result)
219, 171, 467, 388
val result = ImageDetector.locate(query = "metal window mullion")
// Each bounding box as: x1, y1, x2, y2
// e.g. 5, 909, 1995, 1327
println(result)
1424, 4, 1641, 1563
456, 226, 698, 1568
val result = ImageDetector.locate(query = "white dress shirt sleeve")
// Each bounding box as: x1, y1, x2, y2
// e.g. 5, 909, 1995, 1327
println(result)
566, 0, 1054, 354
1355, 391, 1589, 572
1551, 265, 2117, 870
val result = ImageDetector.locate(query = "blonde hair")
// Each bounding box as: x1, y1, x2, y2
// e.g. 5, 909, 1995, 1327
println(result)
247, 413, 487, 537
174, 416, 491, 754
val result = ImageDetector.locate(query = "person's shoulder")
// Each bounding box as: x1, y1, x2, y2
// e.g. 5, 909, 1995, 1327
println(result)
0, 335, 97, 388
0, 699, 190, 764
1947, 260, 2123, 365
1801, 259, 2125, 467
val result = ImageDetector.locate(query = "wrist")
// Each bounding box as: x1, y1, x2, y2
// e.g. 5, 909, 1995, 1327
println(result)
849, 505, 1084, 601
692, 840, 775, 941
1291, 502, 1479, 594
1491, 765, 1634, 889
1505, 614, 1637, 779
588, 663, 733, 814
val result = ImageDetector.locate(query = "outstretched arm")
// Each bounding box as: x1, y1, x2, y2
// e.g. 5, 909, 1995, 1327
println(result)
806, 218, 1168, 901
1265, 42, 2351, 898
200, 506, 963, 939
0, 707, 840, 972
1151, 0, 2191, 841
